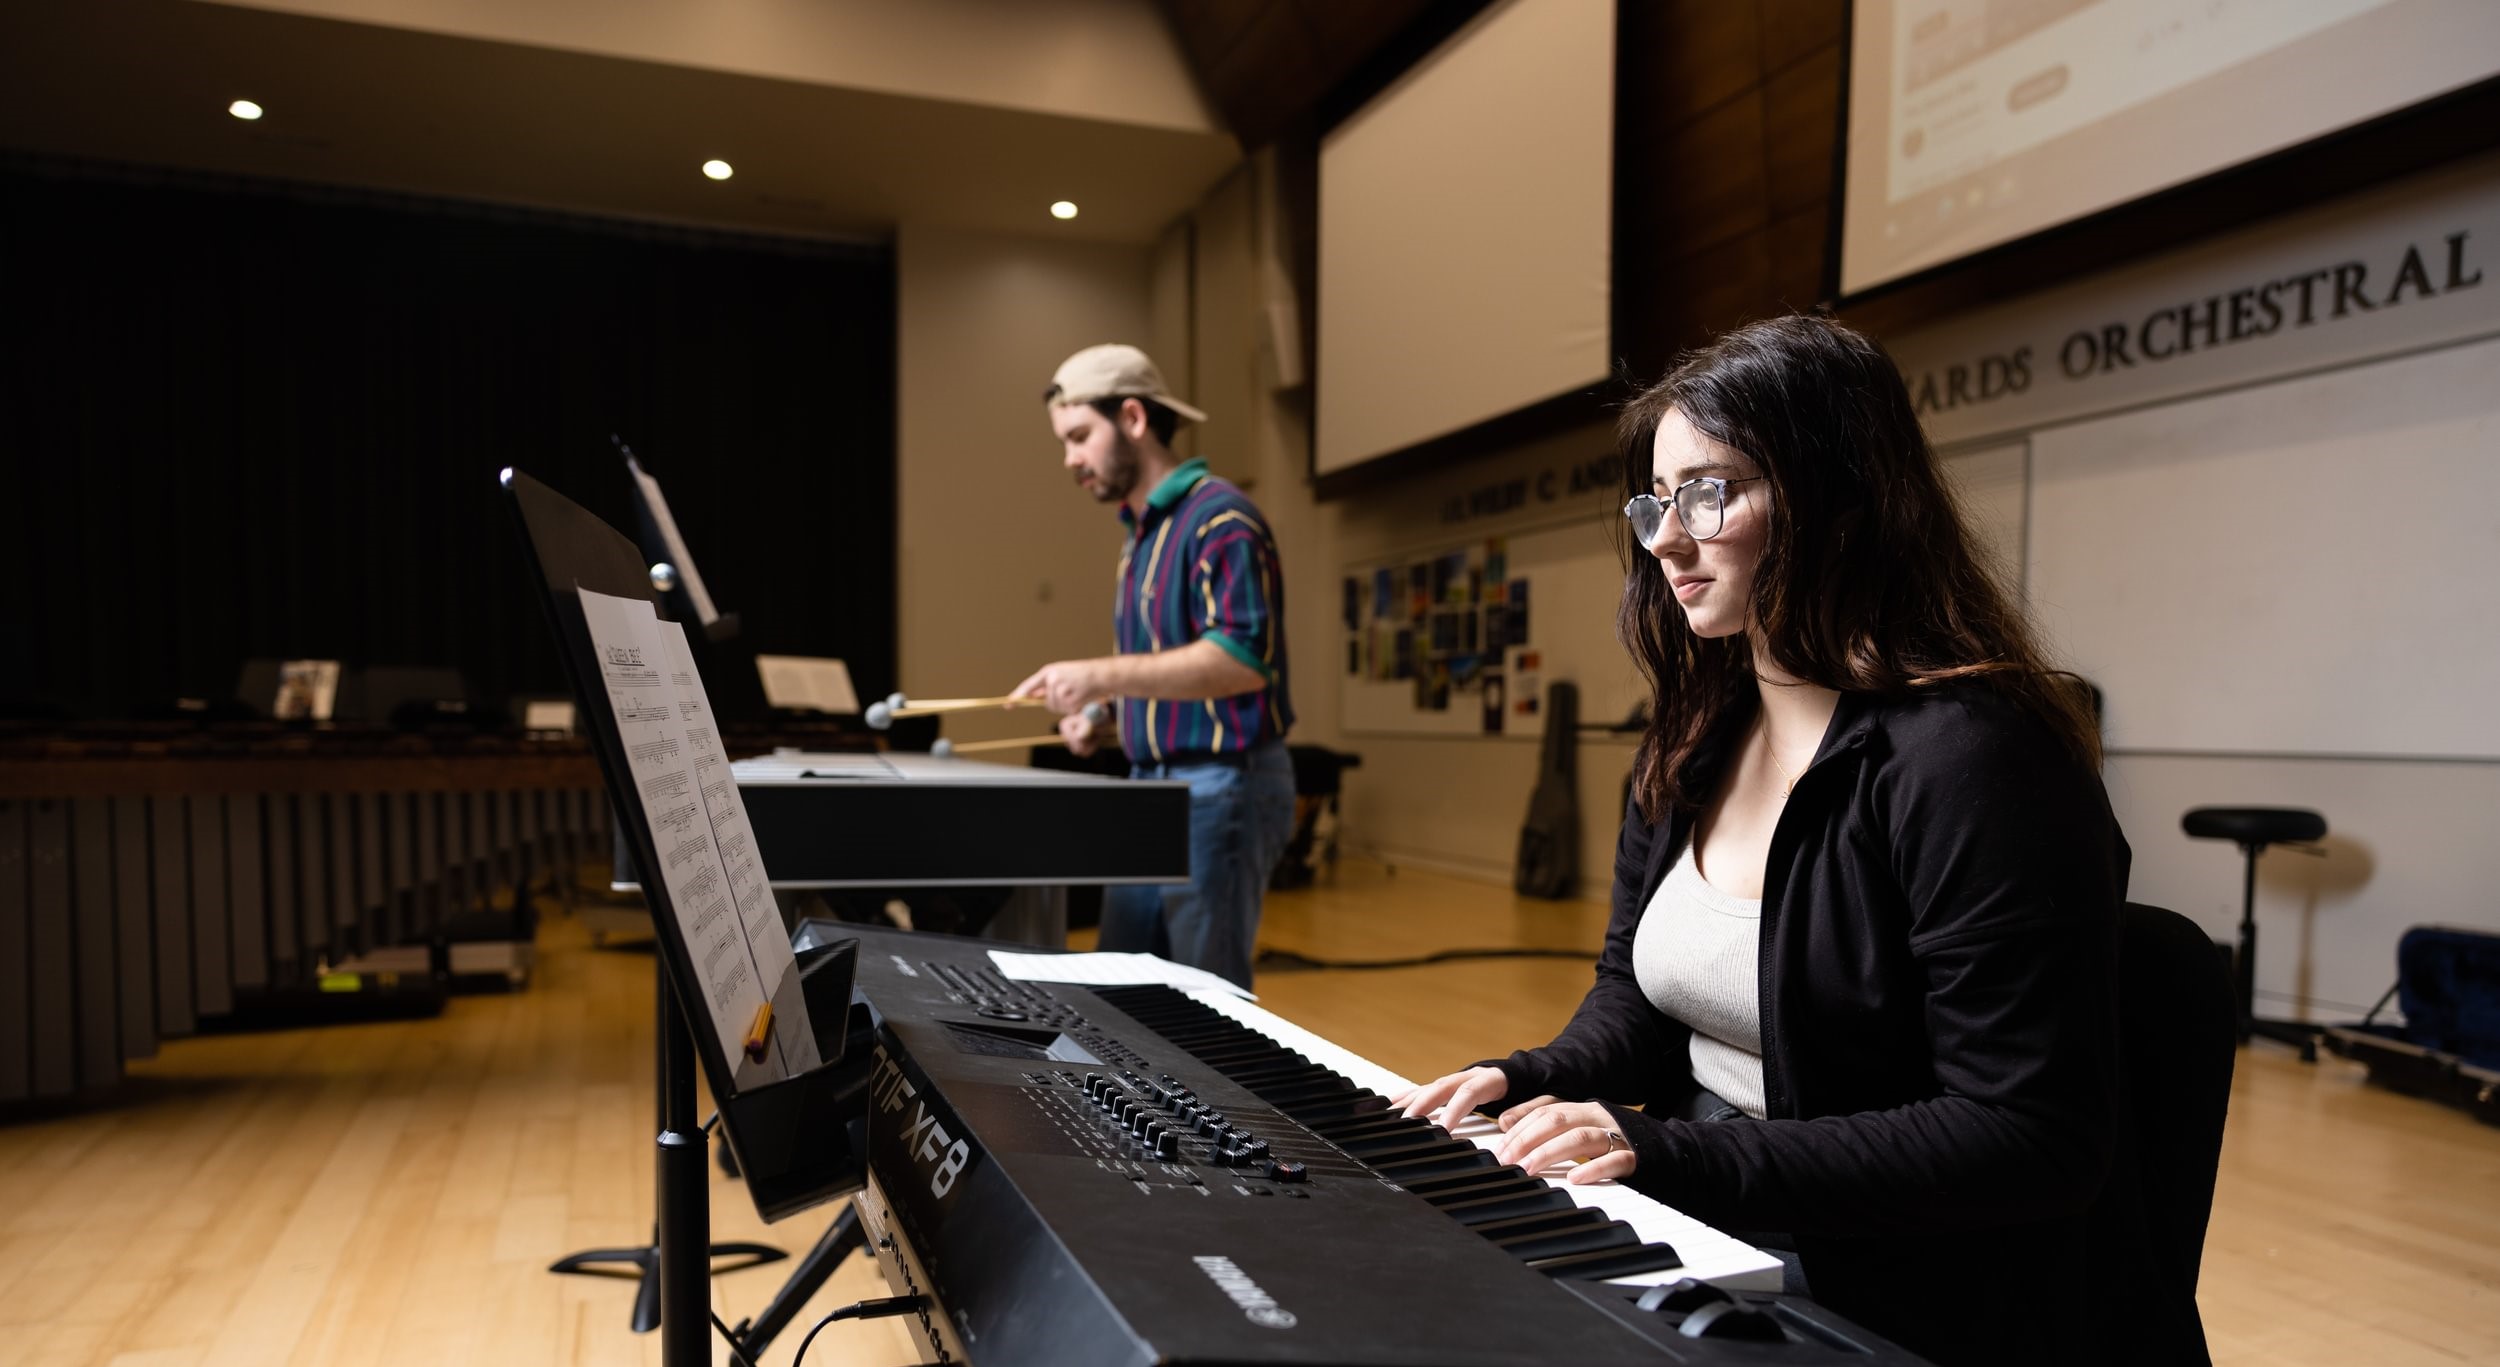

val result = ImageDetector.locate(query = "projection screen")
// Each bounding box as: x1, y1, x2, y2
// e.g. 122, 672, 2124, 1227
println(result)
1316, 0, 1615, 478
1840, 0, 2500, 298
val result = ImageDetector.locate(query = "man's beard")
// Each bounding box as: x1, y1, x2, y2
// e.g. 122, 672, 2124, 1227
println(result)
1085, 433, 1142, 503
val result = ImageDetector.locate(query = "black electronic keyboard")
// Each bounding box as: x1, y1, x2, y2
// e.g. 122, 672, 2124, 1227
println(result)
823, 924, 1933, 1366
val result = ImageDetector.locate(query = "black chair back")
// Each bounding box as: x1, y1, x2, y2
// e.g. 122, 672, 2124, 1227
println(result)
2108, 900, 2237, 1362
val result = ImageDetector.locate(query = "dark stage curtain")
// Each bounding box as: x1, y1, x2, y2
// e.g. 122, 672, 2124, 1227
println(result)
0, 159, 895, 719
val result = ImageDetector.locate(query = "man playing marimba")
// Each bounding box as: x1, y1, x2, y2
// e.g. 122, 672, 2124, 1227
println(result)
1014, 344, 1295, 990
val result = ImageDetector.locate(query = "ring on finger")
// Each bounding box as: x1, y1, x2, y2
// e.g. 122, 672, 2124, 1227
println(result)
1601, 1129, 1627, 1154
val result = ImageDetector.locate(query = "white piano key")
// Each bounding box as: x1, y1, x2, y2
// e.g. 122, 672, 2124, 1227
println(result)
1188, 989, 1784, 1291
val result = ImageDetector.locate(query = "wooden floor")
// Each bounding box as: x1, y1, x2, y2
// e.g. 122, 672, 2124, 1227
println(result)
2, 859, 2494, 1366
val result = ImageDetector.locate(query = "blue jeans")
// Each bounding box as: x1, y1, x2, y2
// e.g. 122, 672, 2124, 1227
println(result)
1100, 740, 1295, 990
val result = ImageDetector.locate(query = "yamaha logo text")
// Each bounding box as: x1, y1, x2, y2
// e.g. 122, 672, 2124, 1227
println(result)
1193, 1255, 1297, 1329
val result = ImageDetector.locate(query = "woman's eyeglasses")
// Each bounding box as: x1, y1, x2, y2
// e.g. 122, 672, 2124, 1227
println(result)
1623, 475, 1764, 544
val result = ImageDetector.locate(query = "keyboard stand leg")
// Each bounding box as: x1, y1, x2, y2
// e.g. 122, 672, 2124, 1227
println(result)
730, 1204, 868, 1358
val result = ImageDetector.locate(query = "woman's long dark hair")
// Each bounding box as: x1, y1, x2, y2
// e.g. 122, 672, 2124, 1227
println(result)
1619, 314, 2099, 819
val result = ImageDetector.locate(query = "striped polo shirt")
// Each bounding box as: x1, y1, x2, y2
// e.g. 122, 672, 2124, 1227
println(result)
1113, 458, 1294, 764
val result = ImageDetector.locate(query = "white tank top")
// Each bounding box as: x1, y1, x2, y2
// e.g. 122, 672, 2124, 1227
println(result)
1631, 839, 1766, 1119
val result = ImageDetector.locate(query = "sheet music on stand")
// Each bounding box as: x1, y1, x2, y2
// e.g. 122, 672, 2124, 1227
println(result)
755, 654, 861, 715
580, 587, 817, 1083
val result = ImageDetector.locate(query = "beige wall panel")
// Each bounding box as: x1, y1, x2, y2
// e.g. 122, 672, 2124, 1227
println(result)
203, 0, 1219, 131
896, 225, 1154, 745
1149, 219, 1197, 463
1190, 166, 1261, 489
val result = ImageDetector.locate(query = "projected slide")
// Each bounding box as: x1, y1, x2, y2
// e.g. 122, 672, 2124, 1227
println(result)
1841, 0, 2500, 296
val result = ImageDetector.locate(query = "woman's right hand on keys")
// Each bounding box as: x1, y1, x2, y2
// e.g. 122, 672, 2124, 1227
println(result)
1392, 1066, 1511, 1128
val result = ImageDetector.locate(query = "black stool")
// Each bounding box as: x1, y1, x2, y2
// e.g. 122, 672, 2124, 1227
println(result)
2182, 806, 2328, 1061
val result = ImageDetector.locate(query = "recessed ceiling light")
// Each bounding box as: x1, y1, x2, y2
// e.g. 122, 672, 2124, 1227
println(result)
229, 100, 264, 121
1050, 201, 1079, 220
702, 160, 734, 181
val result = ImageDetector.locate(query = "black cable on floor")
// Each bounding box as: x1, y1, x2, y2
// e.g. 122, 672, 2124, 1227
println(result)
790, 1295, 929, 1367
1254, 945, 1597, 972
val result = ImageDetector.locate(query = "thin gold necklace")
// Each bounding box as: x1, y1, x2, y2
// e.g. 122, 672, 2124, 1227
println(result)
1760, 723, 1801, 798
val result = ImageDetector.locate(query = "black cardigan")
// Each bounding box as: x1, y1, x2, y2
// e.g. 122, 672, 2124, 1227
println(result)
1495, 685, 2156, 1366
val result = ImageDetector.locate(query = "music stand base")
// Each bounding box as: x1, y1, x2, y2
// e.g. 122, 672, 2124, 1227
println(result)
549, 1233, 790, 1334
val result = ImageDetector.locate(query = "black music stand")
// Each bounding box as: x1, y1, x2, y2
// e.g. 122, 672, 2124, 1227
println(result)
504, 467, 873, 1367
618, 439, 772, 727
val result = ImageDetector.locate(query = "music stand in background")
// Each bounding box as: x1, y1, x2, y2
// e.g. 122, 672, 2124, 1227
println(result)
503, 466, 872, 1367
618, 439, 773, 727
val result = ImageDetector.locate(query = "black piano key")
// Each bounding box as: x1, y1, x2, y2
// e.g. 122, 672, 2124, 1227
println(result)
1254, 1072, 1355, 1097
1306, 1110, 1430, 1140
1475, 1207, 1609, 1243
1398, 1163, 1534, 1196
1340, 1136, 1478, 1167
1370, 1147, 1499, 1181
1439, 1187, 1577, 1226
1272, 1094, 1392, 1124
1526, 1240, 1688, 1280
1411, 1173, 1548, 1207
1498, 1219, 1642, 1262
1221, 1057, 1329, 1083
1332, 1124, 1451, 1155
1260, 1080, 1365, 1109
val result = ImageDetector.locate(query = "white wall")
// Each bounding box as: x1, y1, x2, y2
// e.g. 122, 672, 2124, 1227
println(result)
895, 225, 1154, 746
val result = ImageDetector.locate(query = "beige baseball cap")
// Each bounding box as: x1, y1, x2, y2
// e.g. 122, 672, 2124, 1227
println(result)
1044, 343, 1207, 424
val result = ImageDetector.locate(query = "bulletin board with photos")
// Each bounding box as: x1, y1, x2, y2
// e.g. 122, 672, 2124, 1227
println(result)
1339, 517, 1648, 740
1339, 536, 1535, 737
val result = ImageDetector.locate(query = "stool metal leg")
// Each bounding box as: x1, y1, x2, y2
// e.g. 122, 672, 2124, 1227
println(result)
2234, 842, 2321, 1063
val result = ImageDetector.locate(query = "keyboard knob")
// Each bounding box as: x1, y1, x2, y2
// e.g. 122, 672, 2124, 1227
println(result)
1266, 1159, 1307, 1184
1680, 1302, 1786, 1343
1636, 1280, 1729, 1315
1153, 1131, 1179, 1160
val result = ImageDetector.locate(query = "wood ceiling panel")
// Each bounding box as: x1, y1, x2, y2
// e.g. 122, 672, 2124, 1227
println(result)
1763, 44, 1841, 219
1761, 0, 1847, 76
1622, 0, 1762, 129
